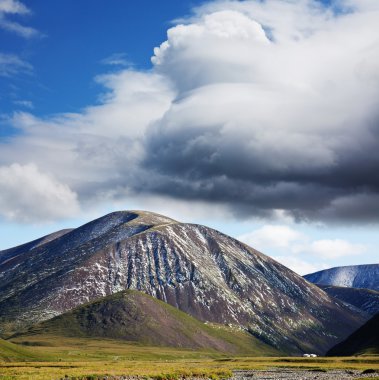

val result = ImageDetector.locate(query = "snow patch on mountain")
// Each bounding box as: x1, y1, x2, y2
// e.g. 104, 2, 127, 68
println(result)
304, 264, 379, 291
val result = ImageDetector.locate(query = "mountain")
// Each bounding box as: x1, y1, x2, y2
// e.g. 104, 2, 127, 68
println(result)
317, 285, 379, 316
304, 264, 379, 291
327, 313, 379, 356
17, 289, 278, 355
0, 210, 366, 354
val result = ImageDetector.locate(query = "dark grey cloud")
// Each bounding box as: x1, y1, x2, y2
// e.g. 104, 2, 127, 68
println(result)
139, 114, 379, 222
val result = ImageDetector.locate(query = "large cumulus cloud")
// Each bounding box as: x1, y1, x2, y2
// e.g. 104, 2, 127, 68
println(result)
143, 1, 379, 221
1, 0, 379, 222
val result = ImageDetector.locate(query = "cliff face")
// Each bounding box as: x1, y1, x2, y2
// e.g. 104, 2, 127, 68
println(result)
0, 211, 365, 354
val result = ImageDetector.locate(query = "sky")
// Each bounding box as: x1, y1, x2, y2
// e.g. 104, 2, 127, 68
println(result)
0, 0, 378, 275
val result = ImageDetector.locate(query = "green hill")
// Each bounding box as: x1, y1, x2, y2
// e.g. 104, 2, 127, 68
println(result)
327, 312, 379, 356
18, 290, 279, 355
0, 338, 45, 361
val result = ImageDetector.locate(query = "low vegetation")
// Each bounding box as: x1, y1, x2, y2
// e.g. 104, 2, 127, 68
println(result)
0, 334, 378, 379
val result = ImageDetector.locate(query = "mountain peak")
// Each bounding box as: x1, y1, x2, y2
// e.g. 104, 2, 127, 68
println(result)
119, 210, 178, 225
85, 210, 178, 231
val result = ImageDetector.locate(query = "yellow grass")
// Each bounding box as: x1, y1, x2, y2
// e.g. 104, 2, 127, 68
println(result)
1, 335, 378, 379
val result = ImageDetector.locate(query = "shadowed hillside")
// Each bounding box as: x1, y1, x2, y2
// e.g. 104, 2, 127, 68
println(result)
17, 290, 279, 355
317, 285, 379, 316
327, 313, 379, 356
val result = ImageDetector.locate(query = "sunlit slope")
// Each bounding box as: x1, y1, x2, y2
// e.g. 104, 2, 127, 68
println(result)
0, 338, 46, 361
304, 264, 379, 291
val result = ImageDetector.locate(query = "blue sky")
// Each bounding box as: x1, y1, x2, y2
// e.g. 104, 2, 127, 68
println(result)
1, 0, 205, 116
0, 0, 378, 274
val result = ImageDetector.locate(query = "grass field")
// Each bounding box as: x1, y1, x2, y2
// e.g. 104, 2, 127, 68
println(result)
1, 335, 378, 379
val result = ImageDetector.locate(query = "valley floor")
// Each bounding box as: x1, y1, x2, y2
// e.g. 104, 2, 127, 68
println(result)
0, 336, 378, 379
0, 357, 379, 379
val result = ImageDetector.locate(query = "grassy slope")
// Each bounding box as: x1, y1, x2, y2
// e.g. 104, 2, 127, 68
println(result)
0, 338, 49, 362
327, 313, 379, 356
13, 290, 279, 356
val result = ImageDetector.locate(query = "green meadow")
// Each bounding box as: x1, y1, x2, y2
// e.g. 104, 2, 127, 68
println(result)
1, 336, 378, 380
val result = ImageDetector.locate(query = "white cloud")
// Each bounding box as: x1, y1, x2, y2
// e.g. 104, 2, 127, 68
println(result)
238, 225, 306, 251
0, 52, 32, 76
0, 0, 39, 38
306, 239, 366, 259
272, 255, 326, 276
0, 163, 80, 222
0, 70, 173, 215
13, 99, 33, 109
238, 224, 367, 273
0, 0, 28, 14
101, 53, 132, 67
152, 10, 270, 92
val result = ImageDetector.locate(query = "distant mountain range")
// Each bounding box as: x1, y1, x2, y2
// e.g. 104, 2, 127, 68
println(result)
304, 264, 379, 291
0, 211, 368, 355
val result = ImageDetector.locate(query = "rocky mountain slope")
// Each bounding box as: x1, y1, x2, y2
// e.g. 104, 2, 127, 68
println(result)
18, 289, 278, 355
327, 312, 379, 356
317, 285, 379, 316
304, 265, 379, 291
0, 229, 72, 267
0, 211, 366, 354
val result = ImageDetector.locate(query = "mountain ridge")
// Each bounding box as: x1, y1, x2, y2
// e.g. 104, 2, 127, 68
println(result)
304, 264, 379, 291
316, 285, 379, 316
0, 229, 73, 266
